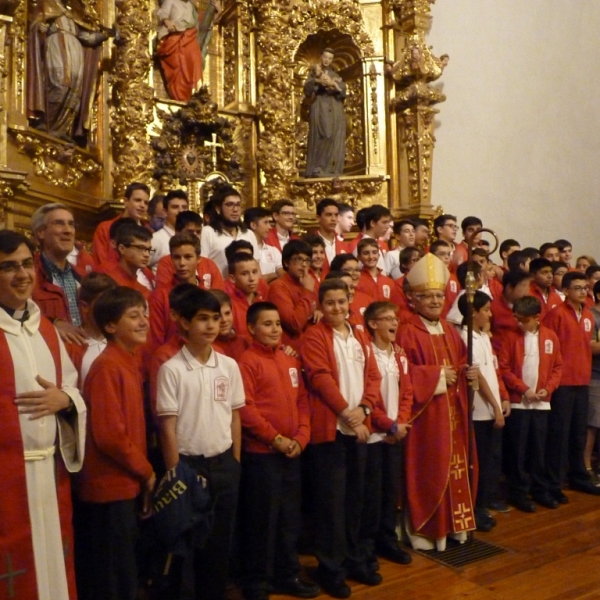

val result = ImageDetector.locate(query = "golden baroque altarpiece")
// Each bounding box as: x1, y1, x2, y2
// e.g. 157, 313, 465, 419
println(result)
0, 0, 448, 236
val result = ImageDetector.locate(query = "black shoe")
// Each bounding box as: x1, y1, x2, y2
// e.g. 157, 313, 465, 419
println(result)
532, 493, 559, 509
314, 575, 350, 599
376, 544, 413, 565
509, 497, 536, 513
475, 515, 494, 532
551, 491, 569, 504
570, 481, 600, 496
270, 577, 321, 598
488, 500, 511, 513
347, 568, 382, 586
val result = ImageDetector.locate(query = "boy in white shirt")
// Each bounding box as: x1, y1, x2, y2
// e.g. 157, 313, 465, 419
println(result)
244, 206, 283, 283
157, 287, 245, 600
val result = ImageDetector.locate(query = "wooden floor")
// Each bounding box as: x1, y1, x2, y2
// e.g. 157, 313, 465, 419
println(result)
273, 489, 600, 600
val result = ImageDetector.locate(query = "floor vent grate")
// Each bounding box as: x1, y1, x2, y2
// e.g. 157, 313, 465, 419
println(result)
415, 537, 508, 569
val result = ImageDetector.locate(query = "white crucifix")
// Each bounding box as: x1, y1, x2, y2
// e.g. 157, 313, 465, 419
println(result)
204, 133, 224, 171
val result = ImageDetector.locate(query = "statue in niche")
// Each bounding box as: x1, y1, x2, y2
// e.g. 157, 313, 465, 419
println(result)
303, 47, 347, 178
27, 0, 111, 146
156, 0, 222, 102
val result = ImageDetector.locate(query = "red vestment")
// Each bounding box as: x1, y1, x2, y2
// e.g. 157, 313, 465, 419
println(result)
398, 314, 477, 540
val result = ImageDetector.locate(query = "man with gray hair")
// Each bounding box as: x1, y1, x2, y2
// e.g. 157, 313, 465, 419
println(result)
31, 203, 88, 344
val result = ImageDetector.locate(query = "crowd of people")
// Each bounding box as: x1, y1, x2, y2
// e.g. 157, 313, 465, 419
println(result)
4, 181, 600, 600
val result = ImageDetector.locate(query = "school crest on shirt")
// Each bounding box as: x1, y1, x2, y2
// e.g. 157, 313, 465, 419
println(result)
450, 280, 457, 293
214, 376, 229, 401
400, 355, 409, 375
289, 368, 299, 387
382, 285, 391, 299
202, 274, 212, 290
359, 307, 366, 315
584, 318, 592, 333
355, 345, 365, 364
545, 340, 554, 354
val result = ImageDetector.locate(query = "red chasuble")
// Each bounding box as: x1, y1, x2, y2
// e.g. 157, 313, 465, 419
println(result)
398, 313, 477, 541
0, 318, 77, 599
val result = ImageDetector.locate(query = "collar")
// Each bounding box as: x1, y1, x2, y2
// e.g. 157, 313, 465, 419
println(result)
181, 344, 218, 370
277, 229, 290, 242
250, 340, 280, 357
371, 342, 393, 358
317, 231, 336, 245
0, 299, 41, 336
332, 321, 353, 339
41, 252, 74, 276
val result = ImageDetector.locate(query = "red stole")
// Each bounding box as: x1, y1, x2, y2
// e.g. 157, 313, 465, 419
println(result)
0, 317, 77, 599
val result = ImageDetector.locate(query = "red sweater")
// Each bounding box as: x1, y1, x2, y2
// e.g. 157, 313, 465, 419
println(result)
148, 285, 179, 350
348, 290, 372, 329
72, 242, 95, 278
490, 293, 520, 353
542, 301, 593, 386
390, 277, 415, 324
92, 216, 120, 267
76, 342, 153, 503
229, 285, 264, 337
213, 334, 251, 361
268, 272, 317, 350
356, 269, 394, 302
96, 262, 154, 300
239, 342, 311, 453
154, 254, 224, 291
300, 320, 388, 443
529, 282, 563, 319
498, 326, 563, 403
32, 256, 76, 323
264, 228, 300, 252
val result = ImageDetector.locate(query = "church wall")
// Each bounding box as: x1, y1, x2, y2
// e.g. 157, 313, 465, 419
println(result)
427, 0, 600, 257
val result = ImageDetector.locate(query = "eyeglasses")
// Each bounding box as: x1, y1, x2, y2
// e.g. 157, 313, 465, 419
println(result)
291, 257, 311, 266
222, 201, 242, 209
0, 258, 35, 273
415, 293, 445, 301
125, 244, 154, 254
279, 211, 296, 217
570, 285, 589, 292
342, 268, 361, 277
444, 224, 459, 230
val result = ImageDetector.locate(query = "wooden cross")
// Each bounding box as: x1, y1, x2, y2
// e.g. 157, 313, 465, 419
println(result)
204, 133, 224, 171
0, 554, 26, 598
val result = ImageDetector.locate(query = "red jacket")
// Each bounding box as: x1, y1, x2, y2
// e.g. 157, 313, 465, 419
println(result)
76, 342, 153, 503
529, 282, 563, 319
442, 274, 460, 319
498, 326, 563, 403
229, 285, 264, 337
268, 272, 317, 349
96, 262, 154, 300
213, 334, 251, 361
264, 228, 300, 252
384, 346, 415, 424
72, 242, 95, 278
356, 269, 394, 302
347, 233, 388, 255
348, 290, 372, 329
154, 254, 224, 291
490, 293, 520, 353
450, 241, 468, 273
92, 216, 120, 267
239, 342, 311, 453
390, 277, 415, 324
300, 320, 390, 443
32, 255, 80, 324
148, 286, 179, 350
542, 301, 593, 386
149, 336, 185, 421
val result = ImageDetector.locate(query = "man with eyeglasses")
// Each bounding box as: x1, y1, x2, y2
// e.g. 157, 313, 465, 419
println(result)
265, 199, 300, 252
96, 223, 155, 299
31, 203, 90, 345
397, 253, 479, 551
200, 185, 255, 275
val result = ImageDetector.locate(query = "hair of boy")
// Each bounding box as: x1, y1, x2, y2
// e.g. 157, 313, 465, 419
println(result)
270, 198, 294, 215
338, 203, 353, 215
228, 252, 258, 276
433, 214, 457, 236
457, 290, 492, 324
480, 240, 491, 250
529, 257, 553, 275
473, 247, 488, 260
163, 189, 189, 210
208, 185, 245, 233
355, 207, 368, 231
115, 222, 152, 249
324, 269, 351, 281
357, 237, 379, 255
512, 295, 542, 317
521, 247, 540, 260
429, 239, 451, 254
243, 206, 271, 227
93, 286, 146, 338
551, 260, 568, 274
210, 288, 232, 308
303, 233, 326, 250
168, 282, 199, 314
0, 230, 35, 256
176, 286, 222, 322
578, 254, 598, 266
169, 231, 200, 255
148, 194, 165, 217
393, 219, 414, 236
456, 261, 482, 288
538, 242, 558, 257
316, 198, 338, 217
363, 300, 397, 336
124, 182, 151, 199
507, 250, 526, 272
499, 238, 520, 258
78, 272, 118, 305
502, 269, 531, 292
412, 217, 429, 230
554, 239, 572, 251
247, 301, 279, 327
281, 239, 313, 271
108, 217, 137, 241
224, 239, 254, 264
174, 209, 202, 232
400, 246, 421, 267
460, 216, 482, 233
318, 277, 349, 305
330, 253, 357, 272
561, 270, 587, 290
585, 265, 600, 279
594, 280, 600, 302
202, 199, 215, 220
31, 203, 72, 236
364, 204, 391, 229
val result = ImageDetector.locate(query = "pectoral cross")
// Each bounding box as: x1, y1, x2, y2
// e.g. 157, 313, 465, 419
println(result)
0, 553, 26, 598
204, 133, 224, 171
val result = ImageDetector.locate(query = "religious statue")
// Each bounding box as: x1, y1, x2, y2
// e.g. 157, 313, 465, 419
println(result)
303, 47, 347, 178
156, 0, 222, 103
26, 0, 111, 145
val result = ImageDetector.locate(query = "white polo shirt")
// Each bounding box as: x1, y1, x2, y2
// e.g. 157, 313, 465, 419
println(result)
254, 239, 282, 275
318, 232, 337, 265
150, 224, 175, 270
156, 346, 246, 457
512, 330, 549, 411
333, 324, 365, 436
200, 224, 256, 275
384, 247, 404, 280
80, 337, 107, 386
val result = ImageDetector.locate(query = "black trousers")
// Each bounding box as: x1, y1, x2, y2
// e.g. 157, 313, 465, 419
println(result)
473, 420, 502, 512
545, 385, 590, 494
239, 452, 302, 592
74, 498, 139, 600
309, 432, 368, 583
504, 409, 549, 498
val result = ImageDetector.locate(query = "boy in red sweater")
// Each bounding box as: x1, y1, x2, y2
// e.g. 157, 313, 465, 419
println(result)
74, 286, 155, 600
228, 253, 263, 336
238, 302, 319, 600
301, 279, 394, 598
528, 257, 563, 318
210, 288, 251, 360
356, 238, 393, 302
499, 296, 563, 512
542, 271, 600, 500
